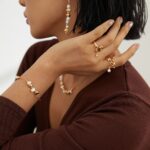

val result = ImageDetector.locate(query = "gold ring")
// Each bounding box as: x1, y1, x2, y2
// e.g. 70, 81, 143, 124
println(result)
107, 57, 116, 73
93, 42, 104, 57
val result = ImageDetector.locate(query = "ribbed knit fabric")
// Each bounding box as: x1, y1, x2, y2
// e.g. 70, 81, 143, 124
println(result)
0, 39, 150, 150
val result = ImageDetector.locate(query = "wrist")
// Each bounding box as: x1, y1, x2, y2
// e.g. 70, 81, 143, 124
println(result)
21, 58, 59, 96
34, 51, 62, 78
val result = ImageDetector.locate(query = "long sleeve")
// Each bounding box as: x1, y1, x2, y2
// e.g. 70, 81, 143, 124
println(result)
0, 39, 58, 147
0, 43, 39, 145
1, 93, 150, 150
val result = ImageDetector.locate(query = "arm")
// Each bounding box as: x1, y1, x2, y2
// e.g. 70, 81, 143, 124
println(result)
0, 19, 140, 149
12, 43, 38, 137
1, 94, 150, 150
1, 48, 59, 113
0, 40, 58, 145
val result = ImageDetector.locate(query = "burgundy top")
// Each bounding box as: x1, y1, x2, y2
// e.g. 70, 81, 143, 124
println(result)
0, 39, 150, 150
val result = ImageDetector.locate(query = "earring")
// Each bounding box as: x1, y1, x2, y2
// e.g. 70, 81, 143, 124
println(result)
64, 0, 71, 34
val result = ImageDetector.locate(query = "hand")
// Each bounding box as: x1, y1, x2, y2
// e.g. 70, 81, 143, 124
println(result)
41, 17, 139, 76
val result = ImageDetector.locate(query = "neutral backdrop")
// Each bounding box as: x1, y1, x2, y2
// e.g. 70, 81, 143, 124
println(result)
0, 0, 150, 94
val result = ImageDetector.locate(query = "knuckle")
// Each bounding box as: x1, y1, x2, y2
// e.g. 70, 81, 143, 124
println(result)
101, 25, 109, 33
103, 26, 108, 31
110, 43, 117, 50
107, 35, 114, 43
93, 30, 100, 38
112, 41, 119, 48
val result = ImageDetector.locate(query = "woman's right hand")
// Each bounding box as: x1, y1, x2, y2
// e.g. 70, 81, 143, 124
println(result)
39, 17, 139, 76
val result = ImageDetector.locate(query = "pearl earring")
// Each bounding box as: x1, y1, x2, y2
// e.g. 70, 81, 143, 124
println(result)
64, 0, 71, 34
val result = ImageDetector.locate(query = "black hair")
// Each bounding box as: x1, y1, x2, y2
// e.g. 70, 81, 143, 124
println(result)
73, 0, 148, 39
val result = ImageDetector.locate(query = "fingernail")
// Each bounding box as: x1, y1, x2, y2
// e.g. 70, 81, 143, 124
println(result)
108, 19, 115, 25
128, 21, 134, 28
118, 16, 123, 24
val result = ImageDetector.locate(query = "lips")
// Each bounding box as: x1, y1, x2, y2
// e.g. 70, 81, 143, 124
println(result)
24, 11, 27, 18
24, 11, 29, 24
26, 19, 29, 24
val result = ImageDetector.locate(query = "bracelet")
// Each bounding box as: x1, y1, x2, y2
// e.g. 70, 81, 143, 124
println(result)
15, 76, 40, 97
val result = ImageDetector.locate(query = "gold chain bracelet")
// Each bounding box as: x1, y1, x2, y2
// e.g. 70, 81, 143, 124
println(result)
15, 76, 40, 97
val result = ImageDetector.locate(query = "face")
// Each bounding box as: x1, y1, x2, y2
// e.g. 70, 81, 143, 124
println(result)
19, 0, 77, 39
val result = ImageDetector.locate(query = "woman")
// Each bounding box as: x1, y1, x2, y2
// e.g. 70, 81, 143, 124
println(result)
0, 0, 149, 149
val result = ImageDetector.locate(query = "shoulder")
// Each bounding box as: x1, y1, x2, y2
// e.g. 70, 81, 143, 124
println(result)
91, 62, 150, 127
107, 61, 150, 104
123, 61, 150, 105
88, 61, 150, 109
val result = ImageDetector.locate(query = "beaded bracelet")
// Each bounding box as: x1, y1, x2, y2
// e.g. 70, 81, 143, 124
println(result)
15, 76, 40, 97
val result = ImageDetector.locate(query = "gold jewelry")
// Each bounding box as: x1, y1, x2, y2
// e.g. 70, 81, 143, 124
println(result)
107, 57, 116, 73
15, 76, 40, 96
59, 75, 74, 95
59, 74, 89, 96
93, 42, 104, 57
64, 0, 71, 34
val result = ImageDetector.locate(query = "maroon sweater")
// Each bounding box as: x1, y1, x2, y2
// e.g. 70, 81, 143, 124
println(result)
0, 39, 150, 150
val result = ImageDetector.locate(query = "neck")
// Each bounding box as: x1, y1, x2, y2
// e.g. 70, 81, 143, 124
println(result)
56, 29, 81, 41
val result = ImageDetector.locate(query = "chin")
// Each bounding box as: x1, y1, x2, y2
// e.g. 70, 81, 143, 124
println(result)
30, 28, 52, 39
31, 32, 49, 39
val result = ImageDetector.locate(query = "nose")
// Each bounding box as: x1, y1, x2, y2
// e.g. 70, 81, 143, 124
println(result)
19, 0, 25, 7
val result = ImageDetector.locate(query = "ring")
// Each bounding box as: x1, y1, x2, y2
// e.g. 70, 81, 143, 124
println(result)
107, 57, 116, 73
93, 42, 104, 57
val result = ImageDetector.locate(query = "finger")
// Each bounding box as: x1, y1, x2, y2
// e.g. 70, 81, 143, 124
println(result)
113, 21, 134, 47
114, 43, 139, 66
104, 49, 121, 60
96, 17, 123, 48
98, 21, 134, 59
85, 19, 115, 43
100, 43, 139, 71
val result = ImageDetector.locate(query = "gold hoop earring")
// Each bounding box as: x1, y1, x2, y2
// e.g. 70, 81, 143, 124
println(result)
64, 0, 71, 34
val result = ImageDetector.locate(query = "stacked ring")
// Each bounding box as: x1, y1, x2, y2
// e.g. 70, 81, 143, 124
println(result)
93, 42, 104, 57
107, 57, 116, 73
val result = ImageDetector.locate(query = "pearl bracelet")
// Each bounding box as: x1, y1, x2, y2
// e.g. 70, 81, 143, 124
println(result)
15, 76, 40, 97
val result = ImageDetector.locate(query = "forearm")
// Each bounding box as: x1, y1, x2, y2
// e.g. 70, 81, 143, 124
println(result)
1, 59, 59, 113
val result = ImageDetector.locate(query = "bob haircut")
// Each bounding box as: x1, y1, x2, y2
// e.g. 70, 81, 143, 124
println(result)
73, 0, 148, 39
